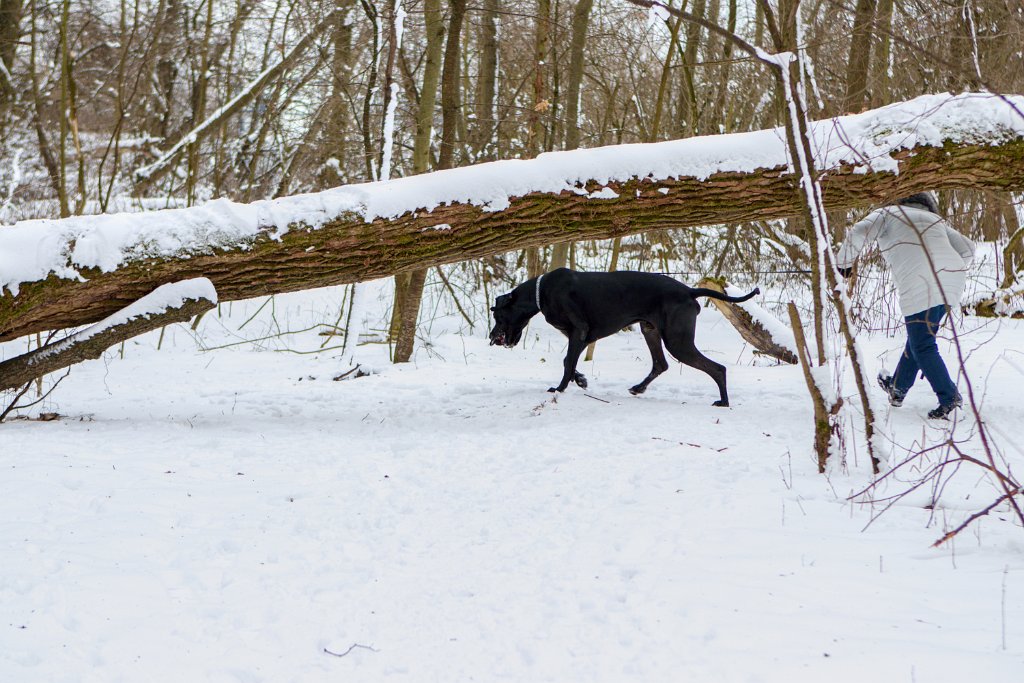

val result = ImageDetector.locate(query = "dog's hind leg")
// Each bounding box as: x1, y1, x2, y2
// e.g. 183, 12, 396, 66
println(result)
662, 304, 730, 406
629, 322, 669, 395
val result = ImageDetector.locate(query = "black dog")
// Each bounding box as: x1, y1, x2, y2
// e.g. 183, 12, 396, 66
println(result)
489, 268, 759, 406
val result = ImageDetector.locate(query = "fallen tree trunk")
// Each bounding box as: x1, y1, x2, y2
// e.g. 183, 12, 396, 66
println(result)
967, 288, 1024, 318
2, 94, 1024, 341
696, 278, 798, 364
0, 279, 216, 391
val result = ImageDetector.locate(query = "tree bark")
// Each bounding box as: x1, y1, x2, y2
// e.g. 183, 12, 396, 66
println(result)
2, 137, 1024, 342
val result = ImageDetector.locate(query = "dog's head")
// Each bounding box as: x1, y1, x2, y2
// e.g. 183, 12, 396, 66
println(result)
489, 286, 537, 348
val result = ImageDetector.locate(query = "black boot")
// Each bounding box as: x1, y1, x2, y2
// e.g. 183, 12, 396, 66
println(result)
927, 393, 963, 420
877, 371, 906, 407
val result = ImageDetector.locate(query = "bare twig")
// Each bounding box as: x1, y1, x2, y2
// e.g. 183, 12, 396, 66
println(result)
323, 643, 379, 658
932, 489, 1022, 548
1, 368, 71, 422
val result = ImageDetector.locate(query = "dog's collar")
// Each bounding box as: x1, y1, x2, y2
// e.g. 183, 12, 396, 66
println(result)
535, 273, 544, 313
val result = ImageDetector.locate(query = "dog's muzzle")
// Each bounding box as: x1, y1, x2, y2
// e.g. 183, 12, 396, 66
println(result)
489, 331, 516, 348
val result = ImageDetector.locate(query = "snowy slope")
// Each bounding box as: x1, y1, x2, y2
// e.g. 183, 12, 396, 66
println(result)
2, 286, 1021, 682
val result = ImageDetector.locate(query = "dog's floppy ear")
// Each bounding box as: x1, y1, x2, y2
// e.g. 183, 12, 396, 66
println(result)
493, 293, 512, 309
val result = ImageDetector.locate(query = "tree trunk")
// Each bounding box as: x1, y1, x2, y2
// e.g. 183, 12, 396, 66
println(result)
564, 0, 593, 151
437, 0, 466, 169
710, 0, 738, 132
676, 0, 706, 137
474, 0, 499, 160
393, 0, 466, 363
869, 0, 893, 108
4, 132, 1023, 342
550, 0, 594, 271
391, 267, 427, 363
185, 0, 216, 205
787, 303, 839, 473
413, 0, 445, 173
0, 0, 22, 117
27, 1, 64, 216
361, 1, 381, 181
316, 0, 357, 189
524, 0, 550, 278
651, 8, 684, 142
528, 0, 552, 156
377, 0, 399, 180
393, 0, 447, 363
843, 0, 876, 112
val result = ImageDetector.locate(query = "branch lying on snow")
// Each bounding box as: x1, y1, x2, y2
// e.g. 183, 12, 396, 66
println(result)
696, 278, 797, 364
0, 278, 217, 392
931, 488, 1024, 548
0, 367, 69, 423
323, 644, 379, 658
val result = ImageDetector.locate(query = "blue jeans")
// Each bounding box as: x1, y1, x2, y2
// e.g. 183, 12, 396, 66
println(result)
893, 305, 959, 405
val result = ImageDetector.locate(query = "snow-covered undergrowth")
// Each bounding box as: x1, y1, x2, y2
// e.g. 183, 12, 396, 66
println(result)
2, 268, 1021, 681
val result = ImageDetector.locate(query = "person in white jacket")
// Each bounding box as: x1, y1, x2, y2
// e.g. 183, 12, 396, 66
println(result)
836, 192, 976, 419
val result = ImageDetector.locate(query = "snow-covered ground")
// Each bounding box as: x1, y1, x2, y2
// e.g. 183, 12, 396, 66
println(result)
1, 283, 1022, 682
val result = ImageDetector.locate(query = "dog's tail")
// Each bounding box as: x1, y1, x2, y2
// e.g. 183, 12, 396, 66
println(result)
691, 286, 760, 303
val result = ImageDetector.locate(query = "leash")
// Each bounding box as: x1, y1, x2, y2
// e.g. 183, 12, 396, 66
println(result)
654, 270, 812, 276
535, 272, 544, 312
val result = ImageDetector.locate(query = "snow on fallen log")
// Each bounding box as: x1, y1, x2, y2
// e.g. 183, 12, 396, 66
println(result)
1, 92, 1023, 297
966, 285, 1024, 318
0, 278, 217, 392
696, 278, 799, 364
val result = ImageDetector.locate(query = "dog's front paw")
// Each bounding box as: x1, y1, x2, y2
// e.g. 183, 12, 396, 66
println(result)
548, 386, 564, 393
712, 400, 729, 407
573, 372, 588, 389
629, 384, 646, 395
